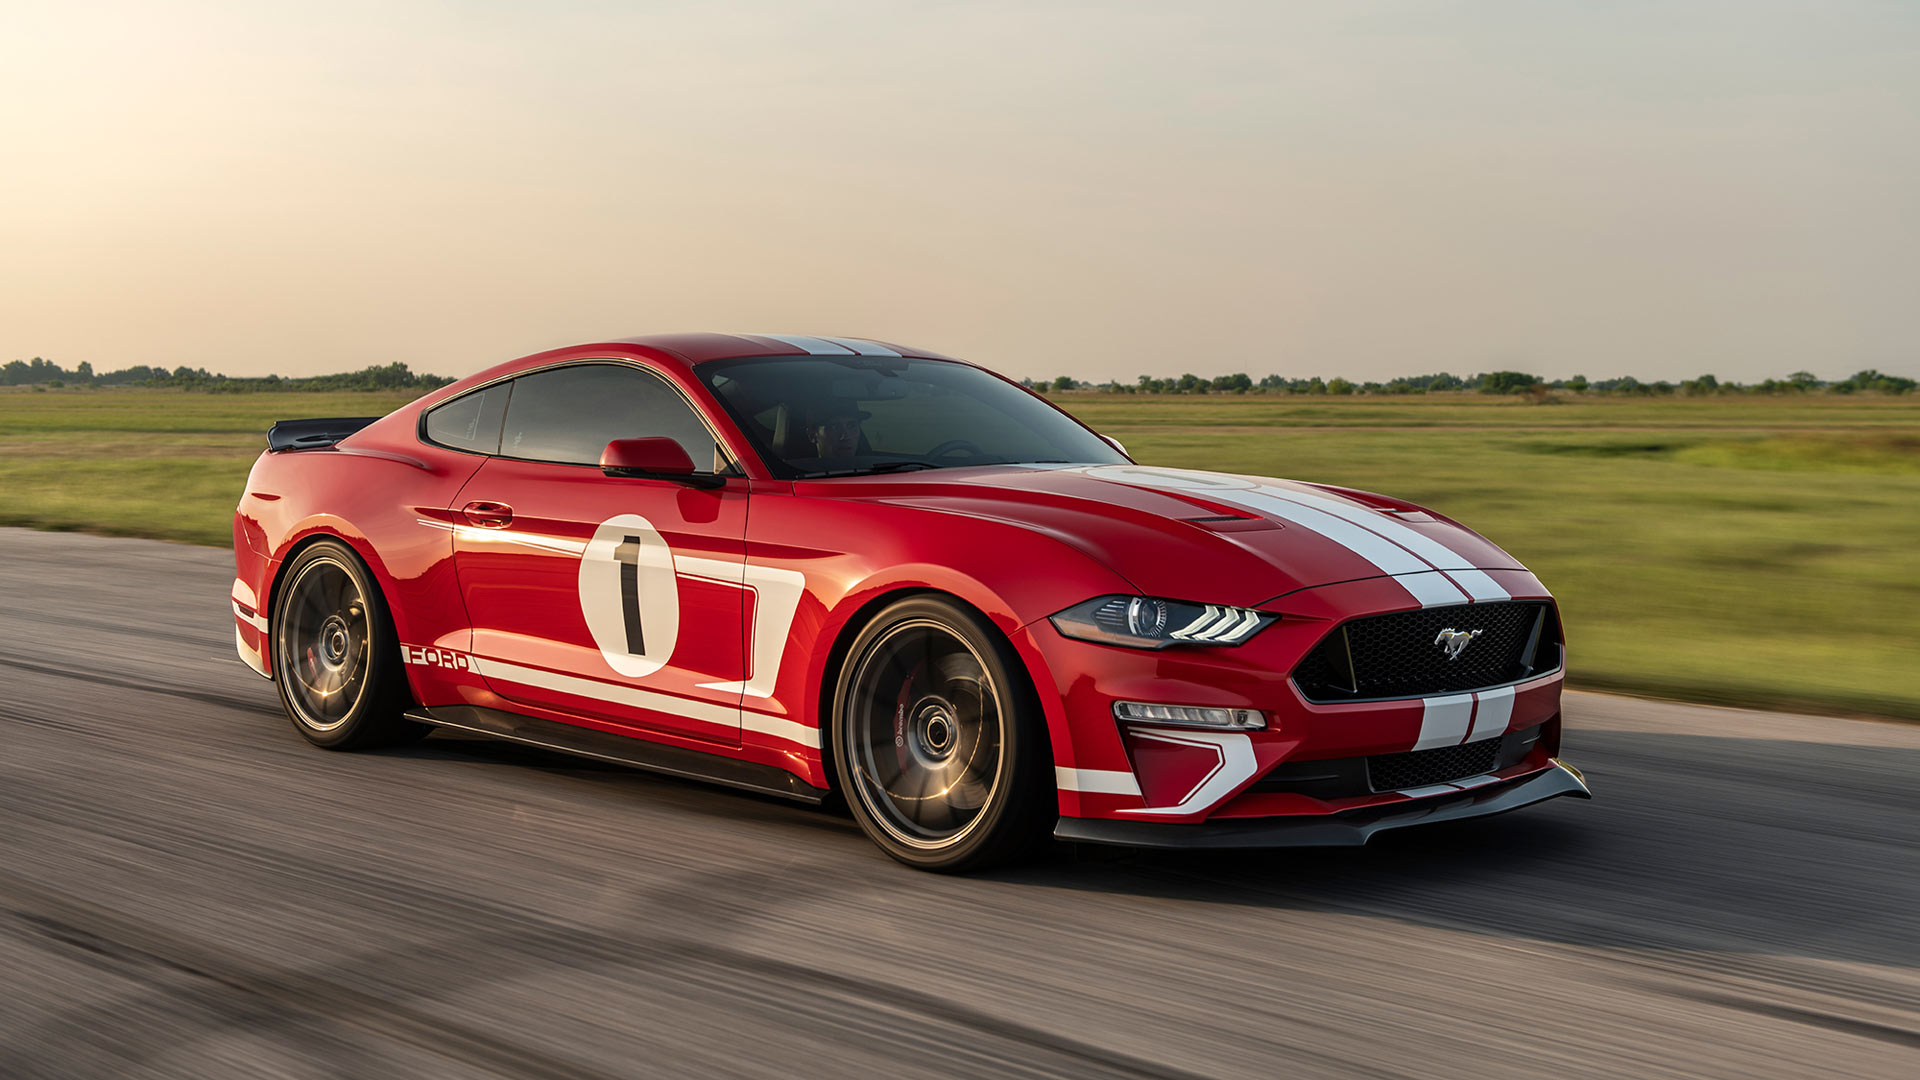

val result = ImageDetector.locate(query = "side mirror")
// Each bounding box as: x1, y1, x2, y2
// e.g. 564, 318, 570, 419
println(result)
1101, 434, 1129, 457
600, 438, 722, 488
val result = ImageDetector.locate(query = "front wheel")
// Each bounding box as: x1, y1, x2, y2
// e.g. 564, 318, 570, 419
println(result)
271, 539, 422, 749
832, 596, 1051, 871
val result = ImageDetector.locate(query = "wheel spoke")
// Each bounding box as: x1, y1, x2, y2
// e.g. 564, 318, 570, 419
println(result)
846, 619, 1004, 847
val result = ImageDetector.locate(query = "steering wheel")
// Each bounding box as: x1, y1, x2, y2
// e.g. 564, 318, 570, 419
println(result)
925, 439, 986, 461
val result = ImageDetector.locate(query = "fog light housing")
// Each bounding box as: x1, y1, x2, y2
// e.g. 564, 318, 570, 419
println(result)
1113, 701, 1266, 731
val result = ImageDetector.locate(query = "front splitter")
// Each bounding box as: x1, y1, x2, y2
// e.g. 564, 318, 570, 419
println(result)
1054, 761, 1591, 849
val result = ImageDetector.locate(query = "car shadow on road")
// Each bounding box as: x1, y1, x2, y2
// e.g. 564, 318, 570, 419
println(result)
376, 725, 1917, 973
997, 728, 1920, 973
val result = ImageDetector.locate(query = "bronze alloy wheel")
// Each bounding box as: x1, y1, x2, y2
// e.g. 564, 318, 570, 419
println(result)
834, 596, 1048, 870
271, 540, 418, 749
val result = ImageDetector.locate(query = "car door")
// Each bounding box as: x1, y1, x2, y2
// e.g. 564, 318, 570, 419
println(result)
449, 361, 750, 745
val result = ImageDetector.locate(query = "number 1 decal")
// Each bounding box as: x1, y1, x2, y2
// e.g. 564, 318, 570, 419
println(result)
614, 535, 646, 654
580, 512, 807, 699
579, 515, 678, 678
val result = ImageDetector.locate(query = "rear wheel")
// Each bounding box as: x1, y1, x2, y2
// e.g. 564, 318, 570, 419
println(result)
833, 596, 1050, 871
271, 540, 421, 749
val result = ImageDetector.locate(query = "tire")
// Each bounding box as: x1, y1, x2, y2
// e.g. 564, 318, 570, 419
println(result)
271, 539, 423, 750
832, 596, 1051, 871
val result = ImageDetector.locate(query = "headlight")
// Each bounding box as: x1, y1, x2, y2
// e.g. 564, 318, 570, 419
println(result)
1049, 595, 1277, 649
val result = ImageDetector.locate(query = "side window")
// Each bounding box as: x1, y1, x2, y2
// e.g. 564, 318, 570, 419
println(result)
422, 383, 510, 454
499, 363, 726, 469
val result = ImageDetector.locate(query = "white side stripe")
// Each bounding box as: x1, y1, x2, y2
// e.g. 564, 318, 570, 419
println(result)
1466, 685, 1515, 743
1055, 766, 1143, 796
695, 562, 807, 699
1414, 694, 1475, 751
471, 657, 820, 749
757, 334, 856, 355
231, 577, 258, 609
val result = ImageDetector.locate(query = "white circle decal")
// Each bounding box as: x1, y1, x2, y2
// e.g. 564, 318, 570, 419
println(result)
579, 514, 679, 678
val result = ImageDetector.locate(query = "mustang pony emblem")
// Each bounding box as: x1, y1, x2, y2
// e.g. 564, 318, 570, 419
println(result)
1433, 628, 1483, 660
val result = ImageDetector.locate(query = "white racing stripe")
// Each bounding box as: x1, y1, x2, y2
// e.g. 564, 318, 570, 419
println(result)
1414, 693, 1475, 751
1084, 466, 1514, 608
231, 577, 258, 609
820, 337, 902, 356
1253, 483, 1511, 602
1055, 766, 1143, 796
756, 334, 856, 355
1466, 685, 1515, 743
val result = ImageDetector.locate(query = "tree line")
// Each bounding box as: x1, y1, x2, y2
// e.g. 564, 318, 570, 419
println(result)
1024, 368, 1918, 396
1, 356, 454, 393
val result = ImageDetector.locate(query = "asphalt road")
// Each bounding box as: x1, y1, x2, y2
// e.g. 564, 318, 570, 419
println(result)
0, 527, 1914, 1079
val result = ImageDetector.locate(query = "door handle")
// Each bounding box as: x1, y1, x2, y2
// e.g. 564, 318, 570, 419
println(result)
461, 500, 514, 528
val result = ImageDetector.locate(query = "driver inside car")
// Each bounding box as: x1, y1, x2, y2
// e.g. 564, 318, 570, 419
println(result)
805, 398, 870, 460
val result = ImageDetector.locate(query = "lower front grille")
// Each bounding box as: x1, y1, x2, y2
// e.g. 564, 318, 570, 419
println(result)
1249, 724, 1543, 799
1366, 739, 1500, 792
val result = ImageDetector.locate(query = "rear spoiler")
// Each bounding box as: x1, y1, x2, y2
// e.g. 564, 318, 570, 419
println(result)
266, 417, 380, 452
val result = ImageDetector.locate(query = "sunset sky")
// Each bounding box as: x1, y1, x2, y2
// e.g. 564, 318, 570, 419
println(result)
4, 1, 1916, 383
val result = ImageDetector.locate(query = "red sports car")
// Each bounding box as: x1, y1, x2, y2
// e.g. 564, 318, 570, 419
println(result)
232, 333, 1588, 870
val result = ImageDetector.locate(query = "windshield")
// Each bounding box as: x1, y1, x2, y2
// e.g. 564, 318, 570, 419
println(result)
698, 355, 1129, 478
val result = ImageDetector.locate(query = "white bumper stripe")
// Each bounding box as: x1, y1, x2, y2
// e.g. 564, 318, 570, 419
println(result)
1466, 685, 1516, 743
1055, 766, 1143, 796
232, 599, 268, 632
1116, 729, 1257, 816
1415, 694, 1475, 751
235, 626, 269, 677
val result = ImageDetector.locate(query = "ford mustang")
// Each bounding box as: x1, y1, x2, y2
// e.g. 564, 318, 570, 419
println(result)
231, 333, 1589, 870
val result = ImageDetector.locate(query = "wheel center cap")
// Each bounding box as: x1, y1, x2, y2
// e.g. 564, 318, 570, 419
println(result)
909, 699, 958, 763
320, 616, 351, 664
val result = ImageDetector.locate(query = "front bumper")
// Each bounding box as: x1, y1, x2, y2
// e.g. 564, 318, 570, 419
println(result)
1055, 759, 1590, 848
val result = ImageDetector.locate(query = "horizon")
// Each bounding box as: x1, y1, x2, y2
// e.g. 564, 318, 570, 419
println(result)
5, 2, 1917, 384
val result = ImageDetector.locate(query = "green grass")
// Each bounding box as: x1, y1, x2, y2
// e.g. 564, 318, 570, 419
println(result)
5, 386, 1919, 719
0, 388, 427, 545
1057, 393, 1920, 720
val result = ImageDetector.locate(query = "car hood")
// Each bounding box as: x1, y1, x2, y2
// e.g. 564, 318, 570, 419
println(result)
812, 463, 1527, 609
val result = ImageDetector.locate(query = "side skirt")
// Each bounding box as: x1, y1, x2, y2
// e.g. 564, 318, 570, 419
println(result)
404, 705, 829, 805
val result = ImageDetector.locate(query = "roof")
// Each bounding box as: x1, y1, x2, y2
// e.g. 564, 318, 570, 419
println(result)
611, 332, 955, 364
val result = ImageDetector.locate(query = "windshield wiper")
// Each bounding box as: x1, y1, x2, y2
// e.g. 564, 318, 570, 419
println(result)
794, 460, 945, 479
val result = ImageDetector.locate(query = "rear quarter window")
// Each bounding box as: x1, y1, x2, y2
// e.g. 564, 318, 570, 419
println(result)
422, 384, 510, 454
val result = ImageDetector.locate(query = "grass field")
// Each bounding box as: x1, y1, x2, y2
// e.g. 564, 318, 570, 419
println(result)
4, 387, 1918, 719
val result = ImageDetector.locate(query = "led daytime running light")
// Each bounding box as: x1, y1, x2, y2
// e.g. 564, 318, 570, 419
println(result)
1113, 701, 1266, 730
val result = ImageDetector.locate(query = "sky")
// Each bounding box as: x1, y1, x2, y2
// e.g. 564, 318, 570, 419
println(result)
3, 0, 1917, 384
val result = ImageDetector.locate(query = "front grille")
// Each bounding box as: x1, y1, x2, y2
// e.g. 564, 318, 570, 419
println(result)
1292, 600, 1559, 703
1249, 724, 1543, 799
1366, 739, 1500, 792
